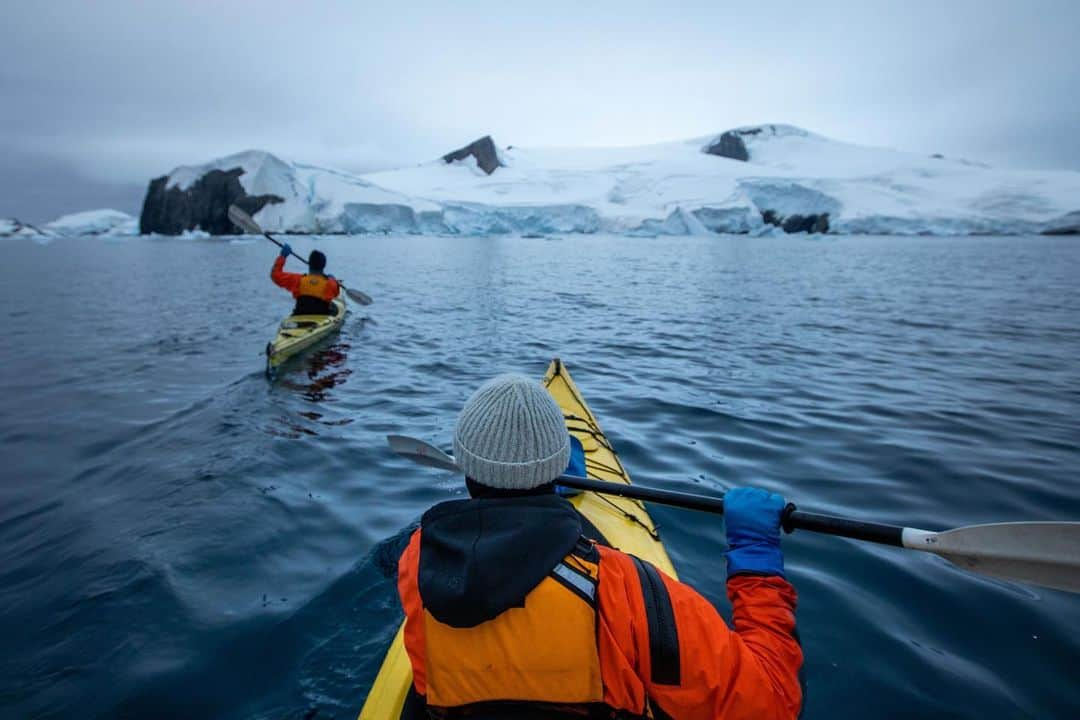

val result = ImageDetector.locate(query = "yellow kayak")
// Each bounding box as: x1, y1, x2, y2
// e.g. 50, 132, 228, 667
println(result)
265, 294, 347, 377
358, 358, 677, 718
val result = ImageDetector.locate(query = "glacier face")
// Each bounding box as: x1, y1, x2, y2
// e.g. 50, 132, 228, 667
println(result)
233, 129, 1080, 236
26, 125, 1080, 237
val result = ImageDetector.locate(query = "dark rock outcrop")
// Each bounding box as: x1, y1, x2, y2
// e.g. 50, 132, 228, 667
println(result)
704, 125, 804, 162
443, 136, 501, 175
762, 209, 830, 234
704, 130, 752, 161
1042, 211, 1080, 235
139, 168, 283, 235
0, 218, 51, 237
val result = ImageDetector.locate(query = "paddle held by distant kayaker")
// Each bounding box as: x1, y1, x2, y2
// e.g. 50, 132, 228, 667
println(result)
395, 374, 803, 719
271, 243, 340, 315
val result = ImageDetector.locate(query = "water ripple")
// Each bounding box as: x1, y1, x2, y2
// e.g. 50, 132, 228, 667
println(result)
0, 233, 1078, 719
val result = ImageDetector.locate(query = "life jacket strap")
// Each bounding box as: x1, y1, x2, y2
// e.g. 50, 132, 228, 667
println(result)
547, 536, 602, 605
550, 561, 597, 604
630, 556, 681, 686
424, 699, 630, 719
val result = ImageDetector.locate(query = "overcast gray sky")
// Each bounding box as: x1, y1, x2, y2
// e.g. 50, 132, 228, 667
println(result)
2, 0, 1078, 222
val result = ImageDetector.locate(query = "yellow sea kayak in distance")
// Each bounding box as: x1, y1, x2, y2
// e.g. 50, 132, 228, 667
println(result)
265, 293, 347, 378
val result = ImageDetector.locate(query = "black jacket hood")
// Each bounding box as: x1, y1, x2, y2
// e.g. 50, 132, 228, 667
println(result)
417, 494, 583, 628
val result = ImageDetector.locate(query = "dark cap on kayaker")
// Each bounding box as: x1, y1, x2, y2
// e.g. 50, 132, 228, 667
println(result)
309, 250, 327, 273
454, 374, 570, 490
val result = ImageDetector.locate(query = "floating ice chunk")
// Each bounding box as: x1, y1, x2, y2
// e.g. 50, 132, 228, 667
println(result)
44, 209, 138, 236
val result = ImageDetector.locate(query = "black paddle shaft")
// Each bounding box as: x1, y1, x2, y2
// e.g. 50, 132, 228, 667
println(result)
786, 510, 905, 546
554, 475, 906, 548
262, 230, 310, 267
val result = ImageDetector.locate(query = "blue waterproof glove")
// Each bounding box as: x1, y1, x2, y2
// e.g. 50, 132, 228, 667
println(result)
555, 435, 587, 498
279, 243, 292, 258
724, 486, 786, 579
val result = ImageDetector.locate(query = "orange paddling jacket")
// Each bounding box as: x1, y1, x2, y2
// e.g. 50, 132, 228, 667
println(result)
271, 256, 340, 315
397, 493, 803, 719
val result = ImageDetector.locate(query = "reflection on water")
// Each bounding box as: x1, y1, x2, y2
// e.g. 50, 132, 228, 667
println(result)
267, 340, 360, 437
266, 316, 373, 436
281, 343, 354, 404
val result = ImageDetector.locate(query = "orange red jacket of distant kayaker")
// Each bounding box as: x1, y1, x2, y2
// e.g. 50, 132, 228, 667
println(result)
395, 374, 804, 720
271, 244, 340, 315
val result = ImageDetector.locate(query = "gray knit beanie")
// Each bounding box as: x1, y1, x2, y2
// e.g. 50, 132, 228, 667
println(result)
454, 374, 570, 490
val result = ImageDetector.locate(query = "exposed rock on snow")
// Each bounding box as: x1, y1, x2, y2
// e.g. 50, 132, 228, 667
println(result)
45, 209, 137, 236
1042, 211, 1080, 235
740, 179, 837, 234
140, 149, 435, 236
703, 130, 750, 161
703, 125, 809, 163
135, 126, 1080, 237
0, 218, 53, 238
442, 135, 502, 175
140, 151, 287, 234
762, 210, 830, 234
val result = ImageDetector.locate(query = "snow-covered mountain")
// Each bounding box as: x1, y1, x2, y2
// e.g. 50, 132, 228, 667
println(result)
148, 126, 1080, 236
47, 125, 1080, 237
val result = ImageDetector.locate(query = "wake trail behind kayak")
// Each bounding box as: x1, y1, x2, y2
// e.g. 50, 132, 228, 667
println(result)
107, 525, 417, 720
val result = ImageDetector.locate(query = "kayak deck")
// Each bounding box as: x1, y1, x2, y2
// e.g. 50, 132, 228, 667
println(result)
265, 294, 347, 377
357, 358, 675, 719
544, 358, 676, 577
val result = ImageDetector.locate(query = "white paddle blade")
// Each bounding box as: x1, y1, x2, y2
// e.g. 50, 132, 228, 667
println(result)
344, 287, 373, 305
227, 205, 263, 235
387, 435, 460, 472
904, 522, 1080, 593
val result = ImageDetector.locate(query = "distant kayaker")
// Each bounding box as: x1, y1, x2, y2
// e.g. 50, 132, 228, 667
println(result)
396, 374, 803, 719
271, 243, 340, 315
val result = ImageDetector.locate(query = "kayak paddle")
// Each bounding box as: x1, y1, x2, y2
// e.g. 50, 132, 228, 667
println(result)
387, 434, 1080, 594
227, 205, 373, 305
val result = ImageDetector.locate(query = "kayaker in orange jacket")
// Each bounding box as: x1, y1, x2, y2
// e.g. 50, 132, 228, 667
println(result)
271, 243, 340, 315
396, 374, 803, 720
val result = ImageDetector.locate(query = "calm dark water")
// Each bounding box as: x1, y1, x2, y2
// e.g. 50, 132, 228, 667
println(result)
1, 233, 1078, 719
